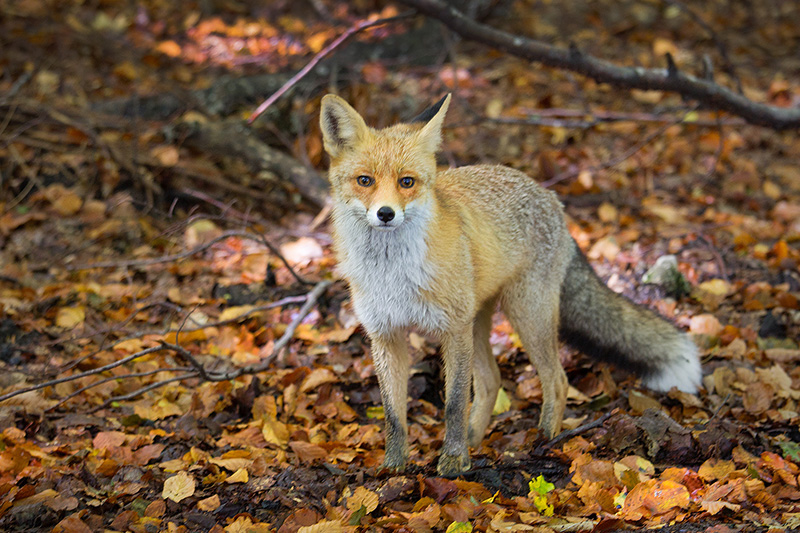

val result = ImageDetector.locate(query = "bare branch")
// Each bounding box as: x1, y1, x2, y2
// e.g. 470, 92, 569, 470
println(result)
399, 0, 800, 130
0, 345, 165, 403
248, 11, 415, 123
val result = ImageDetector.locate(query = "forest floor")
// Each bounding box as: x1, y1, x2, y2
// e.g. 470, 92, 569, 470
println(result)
1, 1, 800, 532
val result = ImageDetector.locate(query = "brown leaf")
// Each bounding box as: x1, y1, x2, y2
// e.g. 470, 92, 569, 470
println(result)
289, 441, 327, 463
92, 431, 127, 450
424, 477, 458, 503
52, 515, 93, 533
743, 382, 774, 414
299, 368, 337, 393
144, 499, 166, 517
197, 494, 221, 512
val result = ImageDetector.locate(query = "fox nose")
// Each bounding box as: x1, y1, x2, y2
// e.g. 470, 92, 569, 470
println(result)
377, 206, 395, 223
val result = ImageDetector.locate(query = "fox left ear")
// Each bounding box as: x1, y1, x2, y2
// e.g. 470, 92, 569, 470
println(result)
415, 94, 451, 153
320, 95, 370, 159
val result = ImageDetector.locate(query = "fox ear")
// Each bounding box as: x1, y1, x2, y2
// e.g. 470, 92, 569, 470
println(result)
415, 94, 451, 153
320, 95, 370, 158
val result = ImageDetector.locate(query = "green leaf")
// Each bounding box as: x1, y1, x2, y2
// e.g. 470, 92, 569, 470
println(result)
349, 505, 367, 525
366, 406, 384, 419
528, 474, 555, 496
778, 441, 800, 462
445, 521, 473, 533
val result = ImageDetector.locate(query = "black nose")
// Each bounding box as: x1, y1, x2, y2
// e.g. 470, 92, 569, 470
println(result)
377, 206, 395, 222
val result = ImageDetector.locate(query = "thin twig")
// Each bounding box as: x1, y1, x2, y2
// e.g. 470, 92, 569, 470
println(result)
47, 367, 191, 411
248, 11, 415, 123
0, 345, 165, 403
206, 279, 331, 380
662, 0, 743, 94
0, 281, 331, 407
537, 408, 619, 452
540, 106, 699, 188
90, 373, 198, 411
67, 229, 310, 285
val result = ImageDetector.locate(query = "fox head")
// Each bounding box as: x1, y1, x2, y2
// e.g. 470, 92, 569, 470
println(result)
320, 94, 450, 230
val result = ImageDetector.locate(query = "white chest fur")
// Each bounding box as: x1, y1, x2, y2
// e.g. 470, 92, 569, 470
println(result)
332, 200, 446, 336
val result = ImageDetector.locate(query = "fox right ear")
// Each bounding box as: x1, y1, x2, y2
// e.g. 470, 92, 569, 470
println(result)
320, 95, 370, 159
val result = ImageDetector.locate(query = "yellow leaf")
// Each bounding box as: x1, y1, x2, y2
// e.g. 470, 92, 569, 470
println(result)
219, 305, 256, 322
113, 338, 144, 353
298, 520, 343, 533
209, 457, 253, 472
307, 31, 330, 53
261, 418, 289, 447
225, 468, 249, 484
446, 522, 473, 533
162, 471, 195, 502
346, 486, 379, 513
492, 387, 511, 416
56, 307, 85, 329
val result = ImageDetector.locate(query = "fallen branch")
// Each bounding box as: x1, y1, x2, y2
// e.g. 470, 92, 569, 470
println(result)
399, 0, 800, 130
174, 119, 329, 209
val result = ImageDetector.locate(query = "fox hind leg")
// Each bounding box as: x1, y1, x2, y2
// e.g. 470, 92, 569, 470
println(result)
502, 276, 567, 439
371, 331, 411, 471
468, 299, 501, 448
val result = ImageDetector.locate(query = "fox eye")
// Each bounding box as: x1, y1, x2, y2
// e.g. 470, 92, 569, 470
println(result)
356, 175, 374, 187
399, 176, 415, 188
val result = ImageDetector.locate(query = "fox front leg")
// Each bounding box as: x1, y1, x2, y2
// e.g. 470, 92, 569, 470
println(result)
370, 331, 411, 472
437, 323, 475, 477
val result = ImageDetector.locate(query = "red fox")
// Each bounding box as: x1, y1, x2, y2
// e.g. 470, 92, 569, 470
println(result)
320, 94, 702, 477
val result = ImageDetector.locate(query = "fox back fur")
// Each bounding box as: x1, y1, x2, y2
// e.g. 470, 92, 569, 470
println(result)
320, 93, 702, 477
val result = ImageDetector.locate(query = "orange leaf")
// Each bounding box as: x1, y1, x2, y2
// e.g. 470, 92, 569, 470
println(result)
622, 479, 689, 518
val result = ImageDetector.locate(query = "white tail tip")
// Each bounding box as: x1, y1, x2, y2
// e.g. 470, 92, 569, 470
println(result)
641, 335, 702, 393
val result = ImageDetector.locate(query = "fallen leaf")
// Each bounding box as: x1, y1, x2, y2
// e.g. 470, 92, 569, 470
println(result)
162, 471, 195, 502
56, 306, 85, 329
225, 468, 249, 483
289, 441, 327, 463
346, 486, 379, 513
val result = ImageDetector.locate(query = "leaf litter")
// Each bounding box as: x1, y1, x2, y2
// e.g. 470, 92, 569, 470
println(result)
1, 0, 800, 531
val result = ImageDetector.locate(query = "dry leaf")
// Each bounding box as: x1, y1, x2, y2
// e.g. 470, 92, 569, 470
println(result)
197, 494, 220, 511
225, 468, 249, 483
56, 307, 85, 329
289, 441, 328, 463
346, 486, 379, 513
162, 471, 195, 502
298, 520, 343, 533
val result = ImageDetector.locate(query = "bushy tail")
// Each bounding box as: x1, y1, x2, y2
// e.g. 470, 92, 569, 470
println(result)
558, 240, 702, 392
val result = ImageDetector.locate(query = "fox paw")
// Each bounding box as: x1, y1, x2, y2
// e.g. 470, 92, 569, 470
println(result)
437, 452, 470, 477
381, 451, 408, 473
